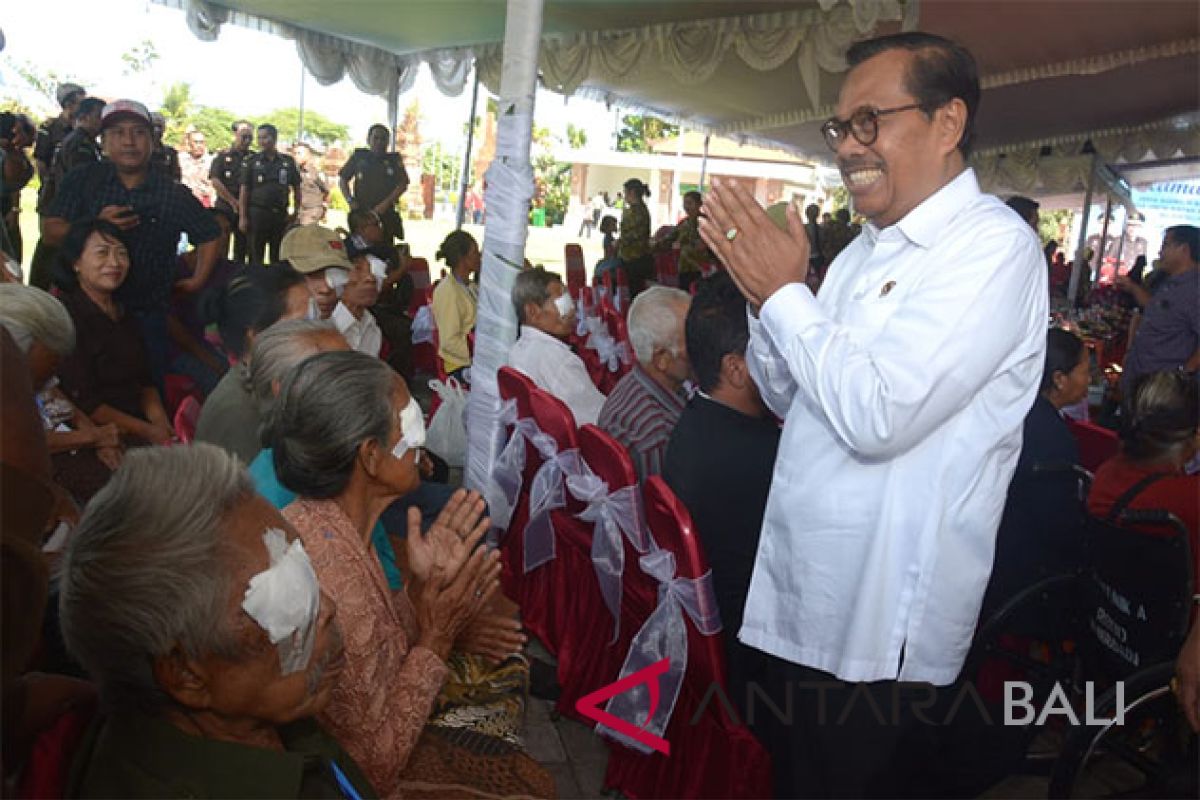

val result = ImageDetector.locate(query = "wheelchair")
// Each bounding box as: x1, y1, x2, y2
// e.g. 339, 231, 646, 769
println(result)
1047, 508, 1196, 798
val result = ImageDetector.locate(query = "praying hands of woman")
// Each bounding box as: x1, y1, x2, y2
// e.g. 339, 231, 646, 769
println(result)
698, 178, 811, 309
405, 488, 490, 582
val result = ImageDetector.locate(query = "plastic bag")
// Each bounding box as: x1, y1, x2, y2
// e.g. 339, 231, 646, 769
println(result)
411, 305, 434, 345
425, 377, 469, 467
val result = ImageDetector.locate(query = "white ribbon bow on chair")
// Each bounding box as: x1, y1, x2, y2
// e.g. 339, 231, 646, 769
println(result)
584, 318, 631, 373
597, 548, 722, 753
524, 444, 590, 573
566, 472, 652, 643
486, 399, 557, 532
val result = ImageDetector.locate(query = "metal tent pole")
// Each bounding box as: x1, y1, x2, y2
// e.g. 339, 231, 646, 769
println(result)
456, 67, 482, 230
1068, 153, 1099, 305
699, 133, 711, 192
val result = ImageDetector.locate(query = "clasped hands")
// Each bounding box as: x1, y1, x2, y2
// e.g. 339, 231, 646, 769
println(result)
697, 178, 812, 309
406, 489, 526, 663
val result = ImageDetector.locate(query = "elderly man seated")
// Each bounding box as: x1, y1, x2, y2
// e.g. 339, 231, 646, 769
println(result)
663, 273, 779, 714
59, 444, 376, 798
598, 285, 691, 481
506, 268, 606, 425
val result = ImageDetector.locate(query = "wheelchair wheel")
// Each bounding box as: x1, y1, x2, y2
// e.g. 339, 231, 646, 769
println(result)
1048, 662, 1198, 798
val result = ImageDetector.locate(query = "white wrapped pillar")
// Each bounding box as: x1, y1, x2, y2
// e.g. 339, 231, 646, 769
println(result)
464, 0, 543, 500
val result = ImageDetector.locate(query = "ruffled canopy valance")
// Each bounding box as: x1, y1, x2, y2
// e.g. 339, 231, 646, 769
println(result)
972, 117, 1200, 196
179, 0, 914, 116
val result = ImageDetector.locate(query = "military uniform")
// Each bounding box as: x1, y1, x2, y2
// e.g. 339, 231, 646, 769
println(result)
297, 162, 328, 225
30, 125, 101, 290
209, 146, 253, 261
32, 116, 71, 179
241, 150, 301, 266
339, 148, 409, 243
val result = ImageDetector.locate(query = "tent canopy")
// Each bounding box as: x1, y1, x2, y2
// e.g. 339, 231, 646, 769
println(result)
165, 0, 1198, 160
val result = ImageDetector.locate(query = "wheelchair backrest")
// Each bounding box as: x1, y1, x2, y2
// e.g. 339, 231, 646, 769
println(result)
1082, 510, 1193, 680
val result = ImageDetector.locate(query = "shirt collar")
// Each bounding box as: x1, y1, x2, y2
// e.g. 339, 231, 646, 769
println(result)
863, 167, 980, 250
519, 324, 571, 352
331, 301, 356, 332
632, 364, 686, 412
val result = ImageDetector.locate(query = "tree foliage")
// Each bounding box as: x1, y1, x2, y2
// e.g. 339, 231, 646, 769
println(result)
260, 108, 349, 147
615, 114, 679, 153
566, 123, 587, 149
5, 58, 83, 115
121, 40, 160, 76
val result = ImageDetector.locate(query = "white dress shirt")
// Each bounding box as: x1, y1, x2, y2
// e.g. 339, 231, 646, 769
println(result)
507, 325, 607, 425
740, 169, 1047, 685
332, 301, 382, 358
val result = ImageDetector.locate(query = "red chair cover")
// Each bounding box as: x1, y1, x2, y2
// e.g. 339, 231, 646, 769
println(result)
516, 388, 587, 652
615, 268, 631, 315
406, 258, 432, 317
1067, 418, 1119, 472
15, 701, 96, 800
162, 373, 197, 417
173, 395, 202, 444
565, 244, 587, 298
603, 477, 772, 799
553, 425, 659, 721
655, 250, 680, 288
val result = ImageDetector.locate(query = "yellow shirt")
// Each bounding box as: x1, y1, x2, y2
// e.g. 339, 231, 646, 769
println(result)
431, 275, 477, 372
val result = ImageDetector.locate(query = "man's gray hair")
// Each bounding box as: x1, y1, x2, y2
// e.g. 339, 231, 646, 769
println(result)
267, 350, 396, 500
0, 284, 75, 357
511, 268, 560, 324
58, 443, 254, 714
248, 319, 340, 421
628, 286, 690, 364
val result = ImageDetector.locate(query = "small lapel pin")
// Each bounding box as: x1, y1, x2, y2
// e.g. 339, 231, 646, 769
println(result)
879, 280, 896, 298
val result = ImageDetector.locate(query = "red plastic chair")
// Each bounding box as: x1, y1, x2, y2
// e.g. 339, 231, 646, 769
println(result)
15, 701, 96, 800
496, 367, 543, 619
603, 477, 772, 799
565, 244, 587, 299
173, 395, 202, 444
1067, 419, 1119, 472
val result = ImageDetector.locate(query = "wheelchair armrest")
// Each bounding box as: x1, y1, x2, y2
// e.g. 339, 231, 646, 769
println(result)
1118, 509, 1189, 538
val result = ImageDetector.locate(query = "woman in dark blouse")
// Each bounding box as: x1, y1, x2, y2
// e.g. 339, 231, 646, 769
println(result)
982, 327, 1090, 616
56, 219, 172, 445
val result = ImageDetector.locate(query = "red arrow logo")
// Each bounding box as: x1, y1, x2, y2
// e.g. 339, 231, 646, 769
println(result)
574, 658, 671, 755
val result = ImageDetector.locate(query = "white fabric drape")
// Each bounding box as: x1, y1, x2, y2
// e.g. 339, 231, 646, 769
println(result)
463, 0, 544, 501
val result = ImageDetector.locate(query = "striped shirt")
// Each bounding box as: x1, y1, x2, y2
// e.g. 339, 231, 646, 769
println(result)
597, 365, 686, 482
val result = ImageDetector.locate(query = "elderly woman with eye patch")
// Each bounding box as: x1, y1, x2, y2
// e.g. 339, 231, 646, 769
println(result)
59, 444, 377, 798
267, 350, 554, 799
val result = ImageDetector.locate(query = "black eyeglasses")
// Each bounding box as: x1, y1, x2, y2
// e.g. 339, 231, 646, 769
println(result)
821, 103, 926, 152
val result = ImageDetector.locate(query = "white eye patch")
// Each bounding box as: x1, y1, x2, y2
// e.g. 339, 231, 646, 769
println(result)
241, 528, 321, 675
391, 396, 426, 461
554, 292, 575, 319
324, 268, 350, 297
366, 255, 389, 291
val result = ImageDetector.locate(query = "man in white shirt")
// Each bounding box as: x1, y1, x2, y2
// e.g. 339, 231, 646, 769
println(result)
700, 33, 1047, 796
507, 269, 606, 425
331, 254, 384, 357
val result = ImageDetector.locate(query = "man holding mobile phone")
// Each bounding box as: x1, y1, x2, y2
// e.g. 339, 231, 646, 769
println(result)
40, 99, 221, 392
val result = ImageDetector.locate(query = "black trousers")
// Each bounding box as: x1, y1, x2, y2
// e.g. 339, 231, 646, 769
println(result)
760, 657, 945, 799
247, 208, 288, 266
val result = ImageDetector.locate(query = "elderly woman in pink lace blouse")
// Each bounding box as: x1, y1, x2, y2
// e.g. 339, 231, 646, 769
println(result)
267, 350, 553, 799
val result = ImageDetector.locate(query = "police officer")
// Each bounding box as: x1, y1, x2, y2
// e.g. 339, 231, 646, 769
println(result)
339, 124, 409, 246
238, 123, 301, 266
209, 120, 254, 262
33, 82, 85, 184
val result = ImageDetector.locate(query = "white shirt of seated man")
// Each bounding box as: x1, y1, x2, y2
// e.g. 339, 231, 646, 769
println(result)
506, 272, 606, 426
329, 255, 384, 358
699, 47, 1048, 686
